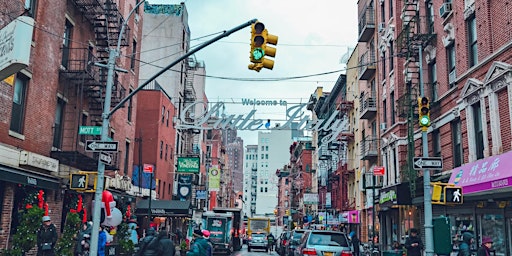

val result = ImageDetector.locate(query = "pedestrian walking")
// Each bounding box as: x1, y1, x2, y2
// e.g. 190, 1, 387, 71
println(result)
350, 231, 361, 256
404, 228, 423, 256
458, 232, 475, 256
75, 222, 92, 256
37, 216, 58, 256
186, 229, 209, 256
158, 231, 176, 256
267, 233, 275, 253
202, 230, 213, 256
98, 225, 107, 256
477, 237, 493, 256
137, 228, 162, 256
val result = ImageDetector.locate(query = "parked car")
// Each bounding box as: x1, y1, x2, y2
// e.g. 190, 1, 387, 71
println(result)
294, 230, 352, 256
248, 233, 268, 252
277, 231, 291, 255
285, 229, 307, 256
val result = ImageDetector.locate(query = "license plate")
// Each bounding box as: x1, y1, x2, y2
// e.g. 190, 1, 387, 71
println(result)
324, 252, 334, 256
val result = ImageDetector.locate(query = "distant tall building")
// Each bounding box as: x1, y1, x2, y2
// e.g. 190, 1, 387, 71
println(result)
243, 145, 259, 216
227, 136, 244, 193
255, 129, 295, 215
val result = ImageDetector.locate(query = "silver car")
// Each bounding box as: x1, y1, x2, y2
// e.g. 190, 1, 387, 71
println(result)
294, 230, 352, 256
248, 233, 268, 252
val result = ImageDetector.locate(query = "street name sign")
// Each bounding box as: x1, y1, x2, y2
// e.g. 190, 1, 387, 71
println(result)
85, 140, 119, 152
413, 157, 443, 170
79, 126, 102, 135
99, 152, 113, 165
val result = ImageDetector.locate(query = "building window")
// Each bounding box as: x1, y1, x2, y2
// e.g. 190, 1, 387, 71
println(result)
380, 3, 385, 21
467, 15, 478, 67
383, 99, 387, 124
160, 141, 163, 159
451, 118, 463, 167
166, 110, 169, 127
429, 61, 438, 101
61, 19, 73, 68
124, 141, 130, 175
432, 129, 441, 157
427, 1, 434, 33
265, 187, 268, 192
472, 101, 484, 160
388, 0, 393, 18
10, 74, 29, 134
389, 41, 394, 70
165, 144, 168, 160
447, 43, 456, 88
52, 98, 65, 148
24, 0, 38, 18
381, 52, 386, 81
390, 91, 395, 124
161, 106, 165, 123
127, 89, 133, 122
80, 113, 87, 143
130, 39, 137, 71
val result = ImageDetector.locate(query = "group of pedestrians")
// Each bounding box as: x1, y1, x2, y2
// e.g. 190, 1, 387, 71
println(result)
136, 227, 176, 256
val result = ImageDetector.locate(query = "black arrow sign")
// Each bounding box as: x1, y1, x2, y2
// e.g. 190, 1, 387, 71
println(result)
85, 140, 119, 152
413, 157, 443, 170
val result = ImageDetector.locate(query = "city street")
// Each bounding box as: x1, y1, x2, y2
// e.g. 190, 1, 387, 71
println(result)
230, 245, 278, 256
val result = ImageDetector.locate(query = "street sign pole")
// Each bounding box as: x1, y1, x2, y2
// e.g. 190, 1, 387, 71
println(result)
419, 45, 434, 256
88, 1, 257, 252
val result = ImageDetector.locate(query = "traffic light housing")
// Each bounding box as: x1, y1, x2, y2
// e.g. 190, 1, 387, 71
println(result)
431, 183, 442, 202
249, 21, 278, 72
418, 96, 431, 130
444, 186, 463, 204
285, 209, 290, 216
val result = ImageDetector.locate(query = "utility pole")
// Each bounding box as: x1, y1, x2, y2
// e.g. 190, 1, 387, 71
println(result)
88, 0, 257, 250
419, 44, 434, 256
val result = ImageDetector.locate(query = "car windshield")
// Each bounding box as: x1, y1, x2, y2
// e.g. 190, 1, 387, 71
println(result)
252, 234, 265, 239
308, 233, 349, 247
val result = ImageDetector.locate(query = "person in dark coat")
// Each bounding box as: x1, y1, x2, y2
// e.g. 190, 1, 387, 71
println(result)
477, 237, 493, 256
75, 222, 92, 256
37, 216, 58, 256
158, 231, 176, 256
138, 228, 162, 256
350, 231, 361, 256
405, 228, 423, 256
98, 225, 107, 256
186, 229, 209, 256
459, 232, 475, 256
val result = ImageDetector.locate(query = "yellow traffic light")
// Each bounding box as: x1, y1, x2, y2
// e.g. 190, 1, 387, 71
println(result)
285, 209, 290, 216
418, 96, 430, 130
274, 209, 278, 215
249, 21, 278, 72
431, 183, 442, 202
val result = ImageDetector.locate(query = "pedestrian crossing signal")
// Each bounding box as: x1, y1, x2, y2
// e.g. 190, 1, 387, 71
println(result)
70, 173, 89, 190
444, 186, 463, 204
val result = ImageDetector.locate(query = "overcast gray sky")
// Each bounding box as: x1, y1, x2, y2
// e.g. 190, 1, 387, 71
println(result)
148, 0, 358, 144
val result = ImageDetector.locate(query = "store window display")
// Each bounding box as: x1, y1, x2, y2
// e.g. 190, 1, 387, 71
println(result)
480, 214, 504, 256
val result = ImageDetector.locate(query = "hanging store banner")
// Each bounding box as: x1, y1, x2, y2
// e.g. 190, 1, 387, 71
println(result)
196, 190, 207, 200
177, 157, 200, 173
304, 193, 319, 205
178, 174, 192, 200
326, 192, 332, 208
0, 16, 34, 81
208, 165, 220, 191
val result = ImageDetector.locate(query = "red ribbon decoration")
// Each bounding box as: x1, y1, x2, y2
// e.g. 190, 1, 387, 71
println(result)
44, 202, 49, 216
82, 208, 87, 223
77, 195, 83, 212
38, 190, 44, 209
126, 205, 131, 219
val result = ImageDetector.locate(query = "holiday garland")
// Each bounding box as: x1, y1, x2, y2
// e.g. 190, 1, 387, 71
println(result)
55, 212, 81, 256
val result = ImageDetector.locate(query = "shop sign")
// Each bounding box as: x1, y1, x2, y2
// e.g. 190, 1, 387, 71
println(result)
105, 174, 132, 191
177, 157, 200, 173
19, 150, 59, 173
379, 189, 397, 204
304, 193, 318, 205
0, 16, 34, 81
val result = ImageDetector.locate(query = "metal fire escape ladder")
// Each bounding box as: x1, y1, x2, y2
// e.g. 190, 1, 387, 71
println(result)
396, 0, 437, 197
184, 57, 198, 155
71, 0, 130, 124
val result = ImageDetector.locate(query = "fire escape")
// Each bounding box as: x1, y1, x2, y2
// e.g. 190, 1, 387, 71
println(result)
183, 57, 199, 156
396, 0, 436, 196
335, 87, 355, 212
52, 0, 130, 170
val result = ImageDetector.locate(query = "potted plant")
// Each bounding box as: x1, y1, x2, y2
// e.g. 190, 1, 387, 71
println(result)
180, 241, 188, 256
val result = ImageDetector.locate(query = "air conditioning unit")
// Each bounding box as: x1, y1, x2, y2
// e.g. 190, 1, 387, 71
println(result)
378, 22, 386, 33
380, 122, 387, 131
439, 3, 452, 18
449, 69, 457, 85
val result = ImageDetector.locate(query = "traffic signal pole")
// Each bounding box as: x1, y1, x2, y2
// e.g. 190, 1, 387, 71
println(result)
88, 4, 257, 252
418, 44, 434, 256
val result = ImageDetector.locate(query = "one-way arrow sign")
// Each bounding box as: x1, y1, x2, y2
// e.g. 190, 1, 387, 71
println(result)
85, 140, 119, 152
413, 157, 443, 170
99, 152, 113, 165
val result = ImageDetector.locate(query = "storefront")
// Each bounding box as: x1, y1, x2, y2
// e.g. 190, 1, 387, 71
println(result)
440, 150, 512, 256
378, 183, 412, 249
